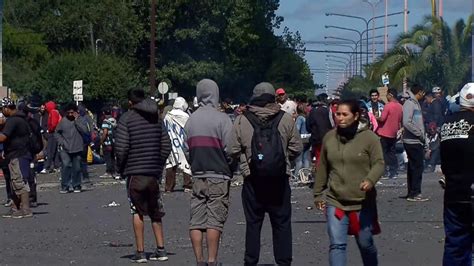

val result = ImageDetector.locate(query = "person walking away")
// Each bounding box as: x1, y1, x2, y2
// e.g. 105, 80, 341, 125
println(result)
163, 97, 192, 193
367, 89, 384, 119
100, 108, 118, 179
294, 104, 311, 182
377, 88, 403, 179
0, 110, 13, 207
78, 104, 93, 185
185, 79, 234, 266
440, 83, 474, 265
33, 104, 48, 164
229, 82, 302, 265
402, 84, 429, 202
306, 94, 333, 166
0, 98, 34, 218
115, 88, 172, 263
42, 101, 61, 173
55, 103, 88, 193
314, 99, 384, 266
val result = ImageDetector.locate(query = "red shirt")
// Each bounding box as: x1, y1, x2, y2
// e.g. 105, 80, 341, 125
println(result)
377, 101, 403, 138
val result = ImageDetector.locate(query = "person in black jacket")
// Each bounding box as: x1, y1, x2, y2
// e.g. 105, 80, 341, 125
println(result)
115, 88, 172, 263
440, 83, 474, 265
306, 94, 333, 166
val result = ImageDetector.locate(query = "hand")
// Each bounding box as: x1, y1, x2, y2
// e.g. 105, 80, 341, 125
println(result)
360, 180, 374, 192
73, 111, 80, 119
315, 200, 326, 211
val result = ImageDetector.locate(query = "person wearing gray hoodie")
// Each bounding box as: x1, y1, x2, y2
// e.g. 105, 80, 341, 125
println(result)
402, 84, 428, 202
229, 82, 302, 265
55, 103, 89, 193
185, 79, 234, 266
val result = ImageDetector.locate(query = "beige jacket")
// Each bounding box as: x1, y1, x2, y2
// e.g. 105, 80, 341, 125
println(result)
229, 103, 303, 177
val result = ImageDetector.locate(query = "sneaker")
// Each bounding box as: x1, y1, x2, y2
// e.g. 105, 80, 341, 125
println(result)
149, 248, 168, 261
100, 173, 112, 179
113, 174, 121, 180
3, 199, 13, 207
184, 188, 192, 193
130, 251, 147, 263
40, 169, 48, 174
18, 209, 33, 218
438, 176, 446, 189
59, 189, 69, 194
2, 208, 20, 218
380, 176, 390, 180
406, 195, 429, 202
73, 187, 82, 193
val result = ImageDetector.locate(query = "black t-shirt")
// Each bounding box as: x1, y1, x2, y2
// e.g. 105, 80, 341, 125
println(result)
2, 114, 30, 159
440, 110, 474, 203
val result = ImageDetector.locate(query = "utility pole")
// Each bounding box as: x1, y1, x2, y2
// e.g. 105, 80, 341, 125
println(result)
149, 0, 156, 95
438, 0, 443, 18
384, 0, 388, 54
404, 0, 408, 33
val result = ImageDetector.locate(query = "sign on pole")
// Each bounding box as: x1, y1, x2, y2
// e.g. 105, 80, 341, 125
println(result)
168, 92, 178, 100
158, 82, 169, 101
381, 73, 390, 86
73, 80, 83, 103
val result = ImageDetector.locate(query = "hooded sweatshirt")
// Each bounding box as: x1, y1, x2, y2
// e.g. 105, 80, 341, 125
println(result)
184, 79, 234, 179
314, 124, 384, 211
229, 82, 303, 178
55, 115, 89, 153
115, 98, 171, 177
164, 97, 191, 174
402, 90, 425, 145
45, 101, 61, 133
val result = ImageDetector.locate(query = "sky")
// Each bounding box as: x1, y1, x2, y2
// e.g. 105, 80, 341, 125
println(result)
276, 0, 473, 94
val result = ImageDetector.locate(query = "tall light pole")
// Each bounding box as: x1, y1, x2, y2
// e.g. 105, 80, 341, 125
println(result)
404, 0, 408, 33
324, 36, 358, 75
326, 10, 406, 64
384, 0, 389, 54
149, 0, 157, 95
325, 25, 363, 75
362, 0, 381, 61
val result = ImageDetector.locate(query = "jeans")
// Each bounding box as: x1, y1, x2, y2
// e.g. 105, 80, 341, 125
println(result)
326, 205, 378, 266
427, 147, 440, 167
103, 147, 115, 174
242, 176, 292, 265
295, 144, 311, 174
19, 155, 37, 203
60, 151, 82, 190
443, 203, 472, 265
380, 137, 398, 177
403, 143, 424, 197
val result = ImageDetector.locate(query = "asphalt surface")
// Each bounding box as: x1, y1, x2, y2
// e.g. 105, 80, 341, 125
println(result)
0, 166, 445, 266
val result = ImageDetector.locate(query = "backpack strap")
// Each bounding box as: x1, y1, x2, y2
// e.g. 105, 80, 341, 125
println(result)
244, 110, 285, 130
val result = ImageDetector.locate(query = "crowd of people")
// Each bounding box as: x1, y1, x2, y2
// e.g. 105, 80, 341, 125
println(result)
0, 79, 472, 266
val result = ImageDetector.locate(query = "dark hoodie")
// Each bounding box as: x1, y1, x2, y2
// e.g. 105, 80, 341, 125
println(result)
184, 79, 234, 179
115, 98, 172, 177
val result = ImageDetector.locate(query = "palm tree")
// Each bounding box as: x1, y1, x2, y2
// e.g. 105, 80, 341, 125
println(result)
365, 15, 472, 94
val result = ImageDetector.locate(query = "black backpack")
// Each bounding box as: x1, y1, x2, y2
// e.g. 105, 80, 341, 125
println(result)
244, 110, 286, 179
25, 117, 44, 155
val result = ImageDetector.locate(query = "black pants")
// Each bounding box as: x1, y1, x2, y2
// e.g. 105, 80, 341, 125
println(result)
404, 143, 424, 197
380, 137, 398, 177
242, 176, 292, 266
44, 133, 60, 170
443, 203, 472, 265
103, 147, 115, 174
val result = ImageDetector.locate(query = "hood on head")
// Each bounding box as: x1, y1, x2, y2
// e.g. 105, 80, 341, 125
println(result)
133, 98, 159, 115
196, 79, 219, 108
173, 97, 188, 111
45, 101, 56, 112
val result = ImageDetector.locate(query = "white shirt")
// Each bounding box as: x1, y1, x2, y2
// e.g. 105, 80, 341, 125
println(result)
280, 100, 297, 116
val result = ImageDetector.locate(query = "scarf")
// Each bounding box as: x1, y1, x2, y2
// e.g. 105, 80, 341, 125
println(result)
336, 120, 359, 142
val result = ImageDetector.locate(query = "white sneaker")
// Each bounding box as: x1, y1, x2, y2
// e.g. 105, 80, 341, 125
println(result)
40, 169, 48, 174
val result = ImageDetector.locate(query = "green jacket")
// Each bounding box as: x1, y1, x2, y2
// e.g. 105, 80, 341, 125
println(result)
314, 126, 384, 211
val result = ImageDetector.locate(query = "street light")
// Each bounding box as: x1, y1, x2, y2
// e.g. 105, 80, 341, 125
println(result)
326, 10, 407, 64
95, 39, 103, 57
324, 37, 358, 75
325, 24, 364, 76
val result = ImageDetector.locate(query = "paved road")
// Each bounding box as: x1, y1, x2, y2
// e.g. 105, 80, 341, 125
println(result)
0, 169, 445, 265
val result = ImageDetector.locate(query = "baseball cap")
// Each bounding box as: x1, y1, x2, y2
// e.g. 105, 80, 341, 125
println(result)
459, 83, 474, 108
0, 97, 14, 108
275, 88, 286, 95
432, 86, 441, 93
